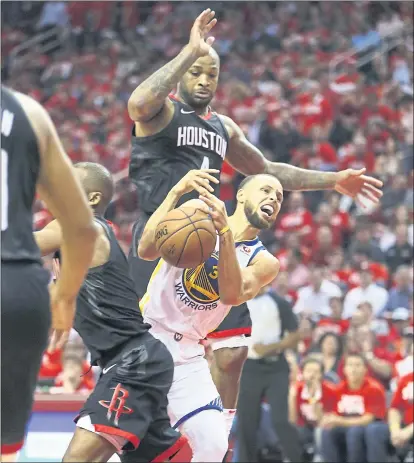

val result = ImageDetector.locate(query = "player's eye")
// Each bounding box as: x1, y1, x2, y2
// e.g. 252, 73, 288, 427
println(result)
191, 71, 199, 76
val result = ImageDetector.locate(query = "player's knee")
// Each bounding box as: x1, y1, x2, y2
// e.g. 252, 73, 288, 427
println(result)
214, 346, 247, 374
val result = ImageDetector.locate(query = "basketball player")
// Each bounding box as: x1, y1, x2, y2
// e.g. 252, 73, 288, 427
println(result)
131, 170, 283, 462
127, 8, 383, 437
1, 87, 97, 461
34, 162, 188, 462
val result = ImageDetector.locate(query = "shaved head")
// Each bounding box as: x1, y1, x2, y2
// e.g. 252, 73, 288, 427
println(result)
75, 162, 114, 215
178, 48, 220, 110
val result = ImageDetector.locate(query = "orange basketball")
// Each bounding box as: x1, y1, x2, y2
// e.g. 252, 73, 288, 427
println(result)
155, 204, 216, 268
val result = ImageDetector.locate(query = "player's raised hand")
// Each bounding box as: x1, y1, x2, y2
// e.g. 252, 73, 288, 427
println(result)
172, 169, 220, 197
188, 9, 217, 57
199, 190, 229, 233
334, 168, 383, 206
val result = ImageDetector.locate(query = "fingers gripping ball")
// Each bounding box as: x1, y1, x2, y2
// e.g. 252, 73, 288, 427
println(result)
155, 203, 216, 268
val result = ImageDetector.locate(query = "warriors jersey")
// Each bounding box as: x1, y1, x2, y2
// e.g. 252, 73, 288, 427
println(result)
129, 96, 229, 214
140, 237, 265, 342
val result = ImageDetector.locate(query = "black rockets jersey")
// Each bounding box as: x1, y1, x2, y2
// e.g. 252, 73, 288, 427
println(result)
129, 96, 230, 214
75, 216, 150, 365
1, 87, 42, 263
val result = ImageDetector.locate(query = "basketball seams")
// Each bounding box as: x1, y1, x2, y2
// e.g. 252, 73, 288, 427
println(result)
180, 208, 205, 265
155, 216, 212, 250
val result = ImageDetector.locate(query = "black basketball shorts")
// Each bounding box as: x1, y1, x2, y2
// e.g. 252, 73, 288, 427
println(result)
76, 332, 186, 461
1, 261, 51, 454
208, 302, 252, 339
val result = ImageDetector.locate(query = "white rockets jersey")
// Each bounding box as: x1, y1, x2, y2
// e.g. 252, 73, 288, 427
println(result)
140, 237, 265, 341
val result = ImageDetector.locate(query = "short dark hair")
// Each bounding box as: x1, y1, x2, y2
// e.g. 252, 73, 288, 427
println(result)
237, 174, 278, 191
75, 162, 114, 213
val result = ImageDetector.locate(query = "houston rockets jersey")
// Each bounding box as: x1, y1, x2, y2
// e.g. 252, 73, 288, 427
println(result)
140, 237, 265, 341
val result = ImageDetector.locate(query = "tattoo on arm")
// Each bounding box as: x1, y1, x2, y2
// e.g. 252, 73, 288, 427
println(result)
128, 47, 198, 121
265, 162, 337, 191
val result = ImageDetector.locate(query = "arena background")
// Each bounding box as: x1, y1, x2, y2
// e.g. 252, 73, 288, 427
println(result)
1, 1, 413, 462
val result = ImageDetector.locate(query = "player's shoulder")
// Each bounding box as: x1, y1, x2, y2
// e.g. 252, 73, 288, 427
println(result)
252, 248, 280, 276
216, 113, 239, 138
12, 91, 52, 152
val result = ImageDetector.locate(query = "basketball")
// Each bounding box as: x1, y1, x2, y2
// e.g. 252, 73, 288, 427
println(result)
155, 202, 216, 268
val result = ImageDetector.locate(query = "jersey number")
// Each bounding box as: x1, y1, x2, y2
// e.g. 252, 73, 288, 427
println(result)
201, 156, 209, 169
1, 149, 8, 231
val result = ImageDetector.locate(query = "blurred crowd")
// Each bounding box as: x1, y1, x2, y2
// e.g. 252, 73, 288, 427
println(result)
2, 1, 413, 461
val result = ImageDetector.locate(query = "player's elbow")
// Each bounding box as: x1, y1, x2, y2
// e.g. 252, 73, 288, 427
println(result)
127, 96, 153, 123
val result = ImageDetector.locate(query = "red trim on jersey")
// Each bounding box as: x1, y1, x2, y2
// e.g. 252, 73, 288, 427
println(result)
151, 435, 190, 462
1, 440, 24, 454
168, 93, 212, 120
94, 424, 140, 449
208, 327, 252, 339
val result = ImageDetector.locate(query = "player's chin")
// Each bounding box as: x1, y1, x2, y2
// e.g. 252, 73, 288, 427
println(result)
192, 93, 212, 105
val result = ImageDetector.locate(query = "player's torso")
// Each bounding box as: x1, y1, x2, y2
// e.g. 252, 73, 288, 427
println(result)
75, 217, 150, 363
129, 98, 229, 214
1, 87, 41, 263
141, 237, 265, 341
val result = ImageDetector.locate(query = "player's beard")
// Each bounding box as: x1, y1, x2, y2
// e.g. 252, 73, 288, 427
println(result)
244, 201, 272, 230
179, 83, 213, 110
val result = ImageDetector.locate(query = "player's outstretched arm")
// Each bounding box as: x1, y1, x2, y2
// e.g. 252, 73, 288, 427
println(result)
199, 191, 280, 305
128, 9, 217, 123
34, 219, 62, 256
221, 115, 383, 205
138, 169, 219, 260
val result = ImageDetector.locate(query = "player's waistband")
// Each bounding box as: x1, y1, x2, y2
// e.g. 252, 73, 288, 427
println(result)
146, 319, 203, 345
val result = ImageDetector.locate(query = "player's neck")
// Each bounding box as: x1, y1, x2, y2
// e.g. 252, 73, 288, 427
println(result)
228, 214, 258, 242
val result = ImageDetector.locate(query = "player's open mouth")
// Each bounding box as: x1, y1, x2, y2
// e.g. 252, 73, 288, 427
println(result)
260, 204, 274, 218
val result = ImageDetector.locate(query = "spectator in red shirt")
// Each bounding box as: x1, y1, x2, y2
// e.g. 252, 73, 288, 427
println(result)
49, 353, 94, 395
321, 353, 389, 463
313, 202, 343, 247
276, 192, 313, 245
315, 297, 349, 342
311, 226, 338, 266
289, 357, 337, 458
388, 372, 414, 458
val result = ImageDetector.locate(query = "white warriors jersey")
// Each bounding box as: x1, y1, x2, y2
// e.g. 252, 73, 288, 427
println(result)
140, 236, 265, 341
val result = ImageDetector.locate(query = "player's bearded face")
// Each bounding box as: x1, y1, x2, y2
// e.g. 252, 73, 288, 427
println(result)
244, 200, 274, 230
179, 78, 215, 109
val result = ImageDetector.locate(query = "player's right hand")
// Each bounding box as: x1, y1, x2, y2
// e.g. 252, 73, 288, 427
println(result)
188, 9, 217, 57
172, 169, 220, 197
48, 283, 76, 352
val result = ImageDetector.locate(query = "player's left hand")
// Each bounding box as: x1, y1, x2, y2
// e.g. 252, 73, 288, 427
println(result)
334, 168, 383, 206
199, 191, 229, 233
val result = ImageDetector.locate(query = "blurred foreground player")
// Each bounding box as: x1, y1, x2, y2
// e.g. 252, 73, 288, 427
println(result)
135, 172, 282, 461
127, 8, 384, 435
35, 162, 187, 462
1, 87, 97, 461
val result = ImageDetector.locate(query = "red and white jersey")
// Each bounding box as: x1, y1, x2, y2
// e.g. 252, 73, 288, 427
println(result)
296, 381, 337, 426
390, 372, 414, 425
140, 237, 265, 342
